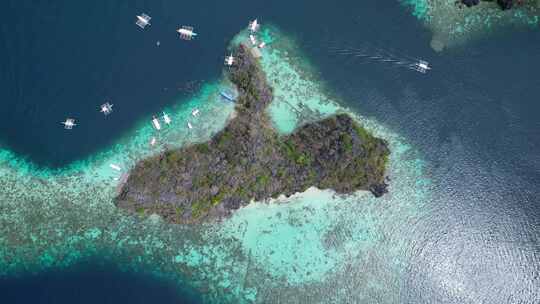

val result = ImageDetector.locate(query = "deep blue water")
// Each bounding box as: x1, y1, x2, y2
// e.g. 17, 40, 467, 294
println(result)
0, 260, 202, 304
1, 0, 539, 303
0, 0, 438, 168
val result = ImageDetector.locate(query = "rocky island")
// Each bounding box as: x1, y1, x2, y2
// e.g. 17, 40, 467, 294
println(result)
115, 44, 390, 224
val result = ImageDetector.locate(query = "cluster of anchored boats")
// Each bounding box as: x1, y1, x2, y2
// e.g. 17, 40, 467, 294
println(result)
61, 102, 113, 129
148, 109, 200, 147
61, 15, 263, 134
60, 14, 265, 177
136, 13, 198, 40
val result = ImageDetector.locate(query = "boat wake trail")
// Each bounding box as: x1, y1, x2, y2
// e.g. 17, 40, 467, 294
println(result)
328, 43, 430, 73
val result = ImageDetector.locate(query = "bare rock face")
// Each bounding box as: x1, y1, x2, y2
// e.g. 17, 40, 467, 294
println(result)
115, 44, 390, 224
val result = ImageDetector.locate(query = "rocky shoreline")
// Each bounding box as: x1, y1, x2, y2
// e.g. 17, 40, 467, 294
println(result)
115, 43, 390, 224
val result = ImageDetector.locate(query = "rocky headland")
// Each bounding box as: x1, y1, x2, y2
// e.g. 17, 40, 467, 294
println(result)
115, 43, 390, 224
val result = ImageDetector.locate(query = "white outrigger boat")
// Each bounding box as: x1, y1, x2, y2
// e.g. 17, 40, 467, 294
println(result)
151, 115, 161, 130
187, 122, 193, 129
249, 34, 257, 46
191, 109, 200, 117
110, 164, 121, 171
248, 19, 260, 32
411, 60, 431, 73
100, 102, 113, 115
224, 54, 235, 66
177, 26, 197, 40
136, 13, 151, 29
163, 112, 172, 125
61, 118, 76, 129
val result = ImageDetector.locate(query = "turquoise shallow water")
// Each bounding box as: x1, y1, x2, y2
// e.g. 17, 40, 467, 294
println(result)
0, 26, 433, 303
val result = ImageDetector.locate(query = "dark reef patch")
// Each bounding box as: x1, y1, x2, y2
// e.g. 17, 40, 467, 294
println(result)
115, 44, 390, 224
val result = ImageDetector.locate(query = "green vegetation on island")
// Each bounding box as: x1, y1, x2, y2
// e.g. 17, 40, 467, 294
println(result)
115, 44, 390, 224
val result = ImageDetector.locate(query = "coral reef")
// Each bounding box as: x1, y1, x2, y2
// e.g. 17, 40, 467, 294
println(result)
400, 0, 539, 51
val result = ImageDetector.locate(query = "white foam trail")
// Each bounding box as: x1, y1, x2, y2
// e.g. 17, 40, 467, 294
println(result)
328, 43, 424, 72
